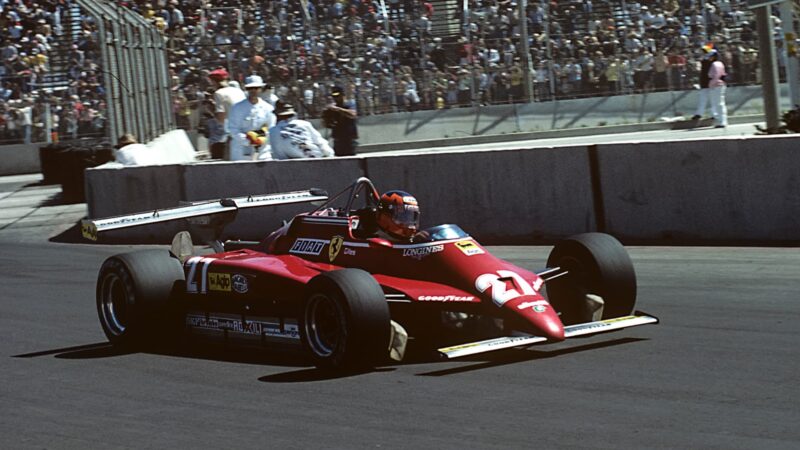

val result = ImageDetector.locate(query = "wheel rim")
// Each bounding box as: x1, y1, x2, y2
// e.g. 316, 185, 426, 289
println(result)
100, 272, 129, 336
304, 294, 345, 358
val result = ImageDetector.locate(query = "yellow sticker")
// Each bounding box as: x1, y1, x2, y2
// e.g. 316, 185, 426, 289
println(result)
455, 240, 485, 256
208, 272, 231, 292
81, 221, 98, 241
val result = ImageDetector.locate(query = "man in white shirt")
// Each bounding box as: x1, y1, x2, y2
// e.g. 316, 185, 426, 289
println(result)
228, 75, 275, 161
209, 68, 244, 159
267, 101, 333, 160
113, 133, 154, 166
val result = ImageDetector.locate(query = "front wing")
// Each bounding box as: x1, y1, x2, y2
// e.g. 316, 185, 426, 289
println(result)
438, 313, 659, 359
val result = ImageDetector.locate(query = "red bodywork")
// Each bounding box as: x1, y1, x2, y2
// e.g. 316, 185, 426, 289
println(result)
184, 210, 566, 341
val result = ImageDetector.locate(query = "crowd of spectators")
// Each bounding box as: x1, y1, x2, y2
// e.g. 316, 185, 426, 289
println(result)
149, 0, 771, 123
1, 0, 107, 144
0, 0, 788, 143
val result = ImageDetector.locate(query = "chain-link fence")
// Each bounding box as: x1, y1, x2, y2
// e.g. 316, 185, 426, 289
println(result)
76, 0, 173, 146
0, 0, 173, 147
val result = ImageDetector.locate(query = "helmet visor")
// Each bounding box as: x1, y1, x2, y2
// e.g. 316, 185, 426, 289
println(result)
393, 204, 419, 230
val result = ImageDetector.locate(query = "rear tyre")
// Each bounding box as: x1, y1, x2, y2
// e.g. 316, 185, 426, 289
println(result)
301, 269, 390, 370
96, 249, 185, 347
545, 233, 636, 325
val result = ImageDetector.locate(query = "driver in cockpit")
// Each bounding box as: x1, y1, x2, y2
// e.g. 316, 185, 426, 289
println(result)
373, 190, 429, 243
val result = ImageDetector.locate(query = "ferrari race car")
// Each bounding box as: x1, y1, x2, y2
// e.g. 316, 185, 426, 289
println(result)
83, 177, 657, 370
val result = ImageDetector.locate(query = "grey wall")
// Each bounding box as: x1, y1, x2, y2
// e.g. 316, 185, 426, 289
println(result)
596, 135, 800, 242
0, 143, 42, 176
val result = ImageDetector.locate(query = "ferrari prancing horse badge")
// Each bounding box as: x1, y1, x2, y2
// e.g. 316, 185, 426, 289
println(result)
329, 235, 344, 262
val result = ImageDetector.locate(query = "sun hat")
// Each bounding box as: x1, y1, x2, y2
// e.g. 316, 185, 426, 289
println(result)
244, 74, 266, 88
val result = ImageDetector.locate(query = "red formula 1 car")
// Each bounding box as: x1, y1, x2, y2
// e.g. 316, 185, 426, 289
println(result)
83, 177, 657, 370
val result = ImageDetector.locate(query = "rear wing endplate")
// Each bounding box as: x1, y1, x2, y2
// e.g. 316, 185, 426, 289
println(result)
81, 189, 327, 241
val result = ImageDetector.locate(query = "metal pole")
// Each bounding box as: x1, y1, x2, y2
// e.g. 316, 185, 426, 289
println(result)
464, 0, 476, 106
519, 0, 534, 102
780, 0, 799, 107
756, 5, 782, 129
45, 99, 52, 144
543, 0, 555, 99
700, 0, 709, 42
379, 0, 397, 112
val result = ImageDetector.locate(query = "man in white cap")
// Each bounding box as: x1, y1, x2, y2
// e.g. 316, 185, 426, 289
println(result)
228, 75, 275, 161
266, 101, 333, 160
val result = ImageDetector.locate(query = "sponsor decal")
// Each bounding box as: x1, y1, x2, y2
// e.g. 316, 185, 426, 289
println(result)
343, 248, 357, 256
81, 221, 98, 241
517, 299, 549, 313
232, 274, 249, 294
208, 272, 231, 292
455, 240, 485, 256
186, 314, 300, 339
402, 244, 444, 260
290, 238, 327, 255
417, 295, 475, 302
329, 235, 344, 262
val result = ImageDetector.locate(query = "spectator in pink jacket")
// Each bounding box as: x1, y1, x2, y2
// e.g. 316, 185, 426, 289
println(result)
707, 49, 728, 128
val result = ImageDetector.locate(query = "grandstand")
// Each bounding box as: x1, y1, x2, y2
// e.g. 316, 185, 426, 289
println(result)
0, 0, 789, 144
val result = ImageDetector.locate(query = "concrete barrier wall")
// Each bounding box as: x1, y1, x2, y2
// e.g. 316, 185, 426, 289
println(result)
85, 164, 185, 218
363, 146, 596, 242
85, 133, 800, 244
596, 135, 800, 242
0, 143, 42, 176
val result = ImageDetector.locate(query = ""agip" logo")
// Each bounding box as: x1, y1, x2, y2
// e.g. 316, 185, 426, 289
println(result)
208, 272, 231, 292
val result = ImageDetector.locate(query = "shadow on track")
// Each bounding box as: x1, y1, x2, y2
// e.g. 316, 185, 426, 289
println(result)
416, 337, 649, 377
259, 367, 396, 383
13, 342, 129, 358
12, 340, 310, 369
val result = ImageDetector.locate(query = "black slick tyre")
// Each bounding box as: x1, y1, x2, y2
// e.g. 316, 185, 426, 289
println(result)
301, 269, 390, 370
545, 233, 636, 325
96, 249, 185, 347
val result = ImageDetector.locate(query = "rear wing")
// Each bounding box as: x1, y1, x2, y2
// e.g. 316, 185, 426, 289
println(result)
81, 189, 328, 241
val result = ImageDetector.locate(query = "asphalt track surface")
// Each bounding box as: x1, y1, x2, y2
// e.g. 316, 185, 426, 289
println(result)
2, 221, 799, 448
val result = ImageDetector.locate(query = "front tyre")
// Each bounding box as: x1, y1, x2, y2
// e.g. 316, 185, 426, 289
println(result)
96, 249, 185, 347
301, 269, 390, 370
545, 233, 636, 325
